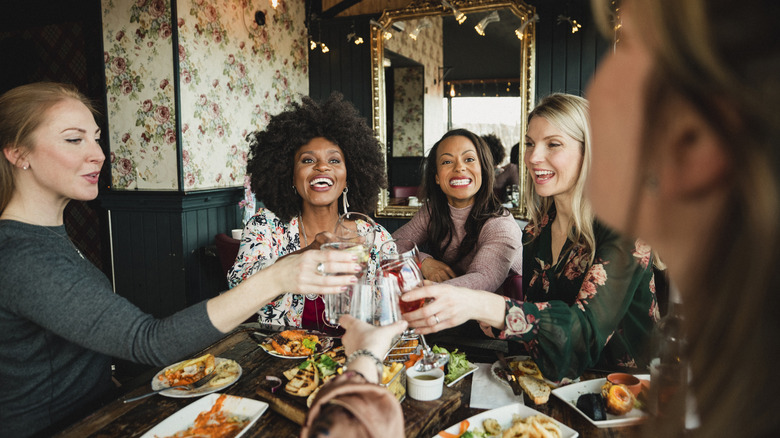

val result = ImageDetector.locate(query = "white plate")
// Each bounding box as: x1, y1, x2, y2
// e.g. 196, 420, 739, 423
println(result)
490, 355, 573, 389
446, 363, 478, 387
140, 393, 267, 438
551, 374, 650, 428
258, 334, 334, 359
151, 357, 242, 398
434, 402, 578, 438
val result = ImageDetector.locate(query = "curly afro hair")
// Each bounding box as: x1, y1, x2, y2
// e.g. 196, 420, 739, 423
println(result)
246, 93, 387, 222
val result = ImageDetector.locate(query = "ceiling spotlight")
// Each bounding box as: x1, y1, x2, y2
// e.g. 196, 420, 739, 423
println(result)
320, 42, 329, 53
310, 39, 317, 50
409, 19, 431, 40
557, 15, 582, 34
346, 31, 364, 45
474, 11, 499, 36
441, 0, 467, 24
514, 13, 539, 40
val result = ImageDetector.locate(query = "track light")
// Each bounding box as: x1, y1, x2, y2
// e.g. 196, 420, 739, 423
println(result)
409, 19, 431, 40
441, 0, 467, 24
557, 15, 582, 34
514, 14, 539, 40
474, 11, 499, 36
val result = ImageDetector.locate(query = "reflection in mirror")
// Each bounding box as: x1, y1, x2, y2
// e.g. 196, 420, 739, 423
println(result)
372, 0, 535, 219
385, 50, 424, 158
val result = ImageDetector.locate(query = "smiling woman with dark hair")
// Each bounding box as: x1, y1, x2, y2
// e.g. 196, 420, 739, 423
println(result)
392, 128, 522, 292
228, 93, 392, 330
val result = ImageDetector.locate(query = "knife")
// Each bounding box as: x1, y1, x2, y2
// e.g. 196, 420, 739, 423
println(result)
496, 352, 524, 397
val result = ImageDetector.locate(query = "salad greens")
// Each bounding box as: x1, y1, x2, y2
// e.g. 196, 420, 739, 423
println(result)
433, 345, 472, 385
299, 353, 339, 377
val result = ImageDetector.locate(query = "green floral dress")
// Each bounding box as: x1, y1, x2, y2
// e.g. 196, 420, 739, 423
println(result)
487, 208, 660, 381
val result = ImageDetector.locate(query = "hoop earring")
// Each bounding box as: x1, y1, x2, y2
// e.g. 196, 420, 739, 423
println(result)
292, 185, 297, 195
342, 187, 350, 213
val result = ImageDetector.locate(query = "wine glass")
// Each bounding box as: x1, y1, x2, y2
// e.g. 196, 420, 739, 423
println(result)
379, 240, 449, 372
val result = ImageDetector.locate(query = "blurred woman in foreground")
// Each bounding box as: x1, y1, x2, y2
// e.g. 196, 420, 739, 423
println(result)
586, 0, 780, 435
401, 94, 658, 381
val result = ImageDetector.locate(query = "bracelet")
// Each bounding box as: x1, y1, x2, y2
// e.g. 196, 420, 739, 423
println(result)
344, 349, 384, 383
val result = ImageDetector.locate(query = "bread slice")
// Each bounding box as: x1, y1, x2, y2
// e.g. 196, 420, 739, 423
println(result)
284, 362, 319, 397
517, 375, 551, 405
510, 359, 544, 380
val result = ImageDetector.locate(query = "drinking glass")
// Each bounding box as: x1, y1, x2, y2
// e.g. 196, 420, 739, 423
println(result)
349, 277, 375, 324
320, 241, 362, 325
379, 240, 449, 371
374, 274, 403, 326
334, 212, 376, 280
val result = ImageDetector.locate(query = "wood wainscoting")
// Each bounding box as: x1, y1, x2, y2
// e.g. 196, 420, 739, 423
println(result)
99, 188, 243, 318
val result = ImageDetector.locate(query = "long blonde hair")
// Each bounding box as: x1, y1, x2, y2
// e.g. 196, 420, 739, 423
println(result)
0, 82, 94, 213
523, 93, 596, 265
593, 1, 780, 436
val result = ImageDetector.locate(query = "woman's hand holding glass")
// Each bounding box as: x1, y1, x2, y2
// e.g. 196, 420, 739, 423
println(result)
270, 249, 359, 295
400, 283, 510, 335
379, 239, 448, 371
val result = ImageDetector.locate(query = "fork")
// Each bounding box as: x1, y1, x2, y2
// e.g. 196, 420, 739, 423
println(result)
122, 371, 217, 403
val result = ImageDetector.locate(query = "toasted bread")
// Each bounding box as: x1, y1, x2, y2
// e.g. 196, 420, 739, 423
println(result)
510, 359, 544, 380
517, 375, 551, 405
284, 361, 319, 397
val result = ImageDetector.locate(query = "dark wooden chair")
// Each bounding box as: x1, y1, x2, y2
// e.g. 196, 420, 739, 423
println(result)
214, 233, 240, 277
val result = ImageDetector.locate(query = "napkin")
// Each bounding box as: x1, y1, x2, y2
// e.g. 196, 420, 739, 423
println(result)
469, 362, 524, 409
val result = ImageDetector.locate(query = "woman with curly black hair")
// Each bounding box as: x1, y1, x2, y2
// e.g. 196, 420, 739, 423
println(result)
227, 93, 392, 330
392, 128, 522, 292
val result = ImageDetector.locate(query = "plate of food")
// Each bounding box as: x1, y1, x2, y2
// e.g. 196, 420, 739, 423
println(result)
434, 402, 578, 438
489, 355, 575, 390
152, 354, 242, 398
140, 393, 267, 438
428, 346, 477, 387
256, 329, 334, 359
551, 374, 650, 428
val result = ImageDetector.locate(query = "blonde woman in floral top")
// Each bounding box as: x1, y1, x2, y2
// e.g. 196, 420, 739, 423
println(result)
228, 94, 392, 330
400, 94, 658, 381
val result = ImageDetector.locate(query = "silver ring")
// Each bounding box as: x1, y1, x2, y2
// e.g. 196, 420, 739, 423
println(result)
434, 314, 440, 325
316, 262, 325, 275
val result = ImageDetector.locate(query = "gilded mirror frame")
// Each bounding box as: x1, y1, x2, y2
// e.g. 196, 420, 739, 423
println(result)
372, 0, 536, 219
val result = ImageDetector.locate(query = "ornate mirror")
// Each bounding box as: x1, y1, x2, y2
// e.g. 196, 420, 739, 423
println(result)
371, 0, 536, 219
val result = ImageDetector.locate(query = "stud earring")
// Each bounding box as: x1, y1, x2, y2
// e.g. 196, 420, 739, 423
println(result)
292, 185, 297, 195
22, 164, 29, 170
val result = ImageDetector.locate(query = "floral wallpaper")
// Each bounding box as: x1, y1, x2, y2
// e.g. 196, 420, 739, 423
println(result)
384, 16, 445, 156
101, 0, 308, 191
391, 66, 424, 157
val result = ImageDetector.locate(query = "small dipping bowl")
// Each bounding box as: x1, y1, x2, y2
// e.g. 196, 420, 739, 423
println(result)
406, 367, 444, 401
607, 373, 642, 397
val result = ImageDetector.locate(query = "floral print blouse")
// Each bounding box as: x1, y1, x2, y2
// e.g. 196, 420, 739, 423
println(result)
227, 208, 393, 327
487, 207, 659, 381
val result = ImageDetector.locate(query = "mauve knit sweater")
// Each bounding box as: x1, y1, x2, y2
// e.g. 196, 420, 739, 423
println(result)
392, 204, 522, 292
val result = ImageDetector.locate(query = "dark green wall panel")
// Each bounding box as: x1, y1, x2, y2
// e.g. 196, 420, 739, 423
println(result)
99, 189, 242, 317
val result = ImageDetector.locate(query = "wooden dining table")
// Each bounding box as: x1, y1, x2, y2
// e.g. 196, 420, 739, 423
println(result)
55, 326, 641, 438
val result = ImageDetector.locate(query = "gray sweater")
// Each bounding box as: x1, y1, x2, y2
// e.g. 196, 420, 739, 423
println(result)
0, 220, 224, 437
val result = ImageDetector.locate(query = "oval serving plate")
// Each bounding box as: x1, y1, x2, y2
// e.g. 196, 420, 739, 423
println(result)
151, 357, 242, 398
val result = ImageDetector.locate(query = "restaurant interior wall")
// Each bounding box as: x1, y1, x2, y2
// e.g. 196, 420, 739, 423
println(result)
309, 0, 608, 233
95, 0, 313, 318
